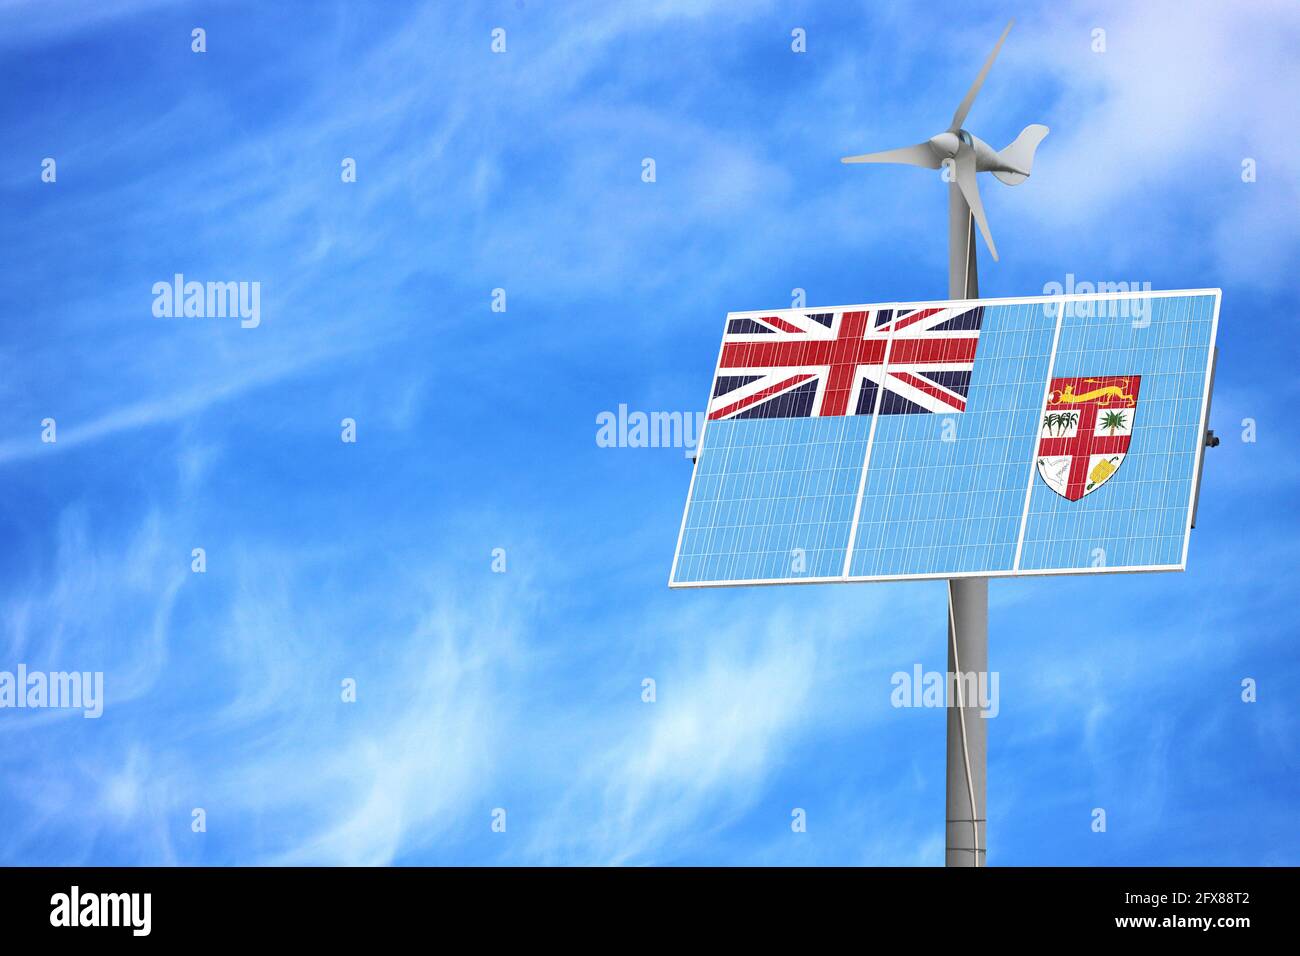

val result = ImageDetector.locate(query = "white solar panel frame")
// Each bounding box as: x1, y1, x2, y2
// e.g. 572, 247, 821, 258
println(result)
669, 288, 1221, 588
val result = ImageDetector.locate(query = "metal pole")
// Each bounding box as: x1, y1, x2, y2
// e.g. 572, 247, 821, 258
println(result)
945, 178, 988, 867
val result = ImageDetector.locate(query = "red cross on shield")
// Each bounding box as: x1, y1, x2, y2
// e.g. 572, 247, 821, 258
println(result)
1035, 375, 1142, 501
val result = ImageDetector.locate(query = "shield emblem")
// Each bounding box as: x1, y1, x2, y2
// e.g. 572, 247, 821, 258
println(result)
1036, 375, 1141, 501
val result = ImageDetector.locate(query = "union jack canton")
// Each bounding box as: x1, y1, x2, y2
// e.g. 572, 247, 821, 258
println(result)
707, 305, 984, 420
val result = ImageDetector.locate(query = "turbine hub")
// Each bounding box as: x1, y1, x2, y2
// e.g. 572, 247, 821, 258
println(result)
928, 132, 960, 157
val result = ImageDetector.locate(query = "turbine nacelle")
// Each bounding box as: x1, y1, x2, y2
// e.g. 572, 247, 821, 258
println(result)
927, 129, 1030, 178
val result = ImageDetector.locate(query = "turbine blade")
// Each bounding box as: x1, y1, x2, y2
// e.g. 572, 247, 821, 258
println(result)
948, 19, 1014, 132
955, 148, 998, 261
840, 143, 940, 169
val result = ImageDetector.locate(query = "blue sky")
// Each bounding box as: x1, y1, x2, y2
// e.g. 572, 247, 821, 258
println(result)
0, 0, 1296, 865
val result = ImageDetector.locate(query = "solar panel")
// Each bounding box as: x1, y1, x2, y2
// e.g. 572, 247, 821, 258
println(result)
670, 290, 1220, 587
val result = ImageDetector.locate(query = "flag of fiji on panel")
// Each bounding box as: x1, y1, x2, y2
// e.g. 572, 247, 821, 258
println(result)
705, 304, 1142, 499
677, 291, 1217, 585
707, 303, 1144, 502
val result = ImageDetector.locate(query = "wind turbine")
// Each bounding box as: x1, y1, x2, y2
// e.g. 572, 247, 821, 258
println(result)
841, 18, 1047, 268
840, 19, 1048, 868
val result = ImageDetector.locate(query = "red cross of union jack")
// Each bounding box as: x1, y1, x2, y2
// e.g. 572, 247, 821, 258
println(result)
707, 306, 983, 420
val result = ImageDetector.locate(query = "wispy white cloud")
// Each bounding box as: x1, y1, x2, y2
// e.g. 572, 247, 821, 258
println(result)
0, 0, 174, 48
553, 632, 817, 864
1013, 1, 1300, 285
217, 578, 529, 866
0, 500, 535, 864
